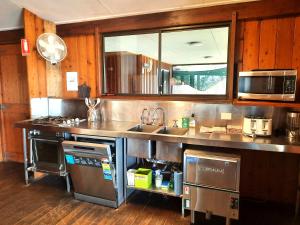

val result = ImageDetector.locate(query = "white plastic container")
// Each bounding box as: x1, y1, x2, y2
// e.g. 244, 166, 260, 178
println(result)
127, 169, 137, 186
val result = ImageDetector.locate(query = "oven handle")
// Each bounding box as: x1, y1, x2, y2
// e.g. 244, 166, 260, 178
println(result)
31, 138, 60, 143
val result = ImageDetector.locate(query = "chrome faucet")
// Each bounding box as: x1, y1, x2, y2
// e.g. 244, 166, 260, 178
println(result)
153, 107, 166, 127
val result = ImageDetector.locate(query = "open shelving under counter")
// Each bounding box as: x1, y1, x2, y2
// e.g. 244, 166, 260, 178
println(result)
233, 99, 300, 108
126, 185, 182, 198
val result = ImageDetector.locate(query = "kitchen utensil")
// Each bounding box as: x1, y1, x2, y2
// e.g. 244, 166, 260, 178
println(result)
85, 98, 101, 122
243, 116, 272, 137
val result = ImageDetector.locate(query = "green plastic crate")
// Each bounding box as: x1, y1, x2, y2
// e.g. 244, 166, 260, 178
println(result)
134, 168, 152, 189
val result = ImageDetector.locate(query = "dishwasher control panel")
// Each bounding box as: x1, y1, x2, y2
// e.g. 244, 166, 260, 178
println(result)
65, 154, 107, 168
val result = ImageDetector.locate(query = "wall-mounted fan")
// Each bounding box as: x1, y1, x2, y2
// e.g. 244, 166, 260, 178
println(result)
36, 33, 67, 65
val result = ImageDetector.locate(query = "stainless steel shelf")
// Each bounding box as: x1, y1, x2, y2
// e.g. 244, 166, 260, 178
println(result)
127, 185, 182, 198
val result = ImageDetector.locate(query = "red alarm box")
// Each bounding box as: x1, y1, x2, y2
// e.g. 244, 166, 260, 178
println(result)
21, 39, 30, 56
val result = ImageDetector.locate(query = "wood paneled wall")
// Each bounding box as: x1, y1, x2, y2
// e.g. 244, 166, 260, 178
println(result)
238, 16, 300, 71
60, 34, 97, 98
23, 9, 48, 98
23, 9, 64, 98
24, 9, 97, 99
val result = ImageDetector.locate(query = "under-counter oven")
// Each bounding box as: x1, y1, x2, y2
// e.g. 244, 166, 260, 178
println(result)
29, 130, 69, 176
183, 149, 241, 225
62, 135, 124, 208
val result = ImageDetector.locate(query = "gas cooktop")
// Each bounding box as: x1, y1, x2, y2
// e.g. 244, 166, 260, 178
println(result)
32, 116, 86, 126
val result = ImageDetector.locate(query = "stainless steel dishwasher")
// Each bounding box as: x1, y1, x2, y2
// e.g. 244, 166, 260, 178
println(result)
62, 135, 124, 208
183, 149, 241, 225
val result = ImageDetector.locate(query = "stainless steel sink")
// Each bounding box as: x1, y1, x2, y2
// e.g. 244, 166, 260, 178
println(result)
156, 127, 188, 136
127, 124, 160, 133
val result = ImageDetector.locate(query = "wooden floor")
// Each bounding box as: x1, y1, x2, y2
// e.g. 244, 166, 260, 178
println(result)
0, 162, 299, 225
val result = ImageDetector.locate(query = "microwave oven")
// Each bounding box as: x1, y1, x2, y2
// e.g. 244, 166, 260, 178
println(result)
238, 69, 297, 101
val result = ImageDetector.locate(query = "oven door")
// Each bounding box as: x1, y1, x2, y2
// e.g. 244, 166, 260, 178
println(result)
32, 138, 65, 174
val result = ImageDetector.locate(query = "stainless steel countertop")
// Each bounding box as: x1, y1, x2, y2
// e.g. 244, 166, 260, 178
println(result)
15, 120, 300, 154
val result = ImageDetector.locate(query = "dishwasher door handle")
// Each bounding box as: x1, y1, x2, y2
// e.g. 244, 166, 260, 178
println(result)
63, 140, 110, 149
64, 148, 108, 157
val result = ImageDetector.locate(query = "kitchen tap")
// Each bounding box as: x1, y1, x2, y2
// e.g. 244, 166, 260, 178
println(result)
153, 107, 166, 127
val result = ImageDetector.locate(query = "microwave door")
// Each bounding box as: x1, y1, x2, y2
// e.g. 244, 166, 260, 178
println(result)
238, 76, 288, 101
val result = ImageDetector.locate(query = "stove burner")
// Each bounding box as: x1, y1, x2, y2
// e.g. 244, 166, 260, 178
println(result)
32, 116, 85, 126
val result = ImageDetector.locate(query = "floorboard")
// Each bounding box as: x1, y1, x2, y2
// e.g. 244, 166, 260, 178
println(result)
0, 162, 299, 225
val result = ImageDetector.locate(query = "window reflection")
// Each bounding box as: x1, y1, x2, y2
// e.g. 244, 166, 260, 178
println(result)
161, 27, 229, 95
171, 64, 227, 95
104, 33, 159, 94
103, 26, 229, 96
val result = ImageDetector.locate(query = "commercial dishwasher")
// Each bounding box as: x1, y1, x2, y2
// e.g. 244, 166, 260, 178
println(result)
62, 134, 124, 208
183, 149, 241, 225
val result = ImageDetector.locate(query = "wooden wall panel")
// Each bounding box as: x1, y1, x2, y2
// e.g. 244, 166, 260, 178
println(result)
44, 21, 63, 97
23, 9, 47, 98
239, 16, 300, 73
24, 9, 62, 98
275, 17, 295, 69
61, 34, 97, 98
242, 21, 260, 71
258, 19, 277, 69
235, 21, 244, 73
86, 35, 97, 97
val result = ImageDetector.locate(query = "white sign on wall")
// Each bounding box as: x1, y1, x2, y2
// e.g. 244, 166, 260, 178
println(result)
66, 72, 78, 91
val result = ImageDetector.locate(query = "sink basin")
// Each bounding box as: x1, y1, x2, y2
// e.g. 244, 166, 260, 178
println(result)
156, 127, 188, 136
127, 124, 160, 133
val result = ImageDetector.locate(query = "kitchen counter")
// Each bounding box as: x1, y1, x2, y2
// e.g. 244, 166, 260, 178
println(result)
15, 119, 137, 137
15, 119, 300, 154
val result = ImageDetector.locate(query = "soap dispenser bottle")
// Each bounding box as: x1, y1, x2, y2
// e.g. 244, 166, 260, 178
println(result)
189, 113, 196, 128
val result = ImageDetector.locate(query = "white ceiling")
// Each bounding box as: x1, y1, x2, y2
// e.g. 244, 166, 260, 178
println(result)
0, 0, 257, 31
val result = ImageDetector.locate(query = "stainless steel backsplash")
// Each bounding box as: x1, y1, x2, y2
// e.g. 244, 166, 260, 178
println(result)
29, 98, 289, 131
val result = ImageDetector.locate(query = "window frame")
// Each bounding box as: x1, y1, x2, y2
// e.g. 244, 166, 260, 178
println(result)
101, 22, 232, 101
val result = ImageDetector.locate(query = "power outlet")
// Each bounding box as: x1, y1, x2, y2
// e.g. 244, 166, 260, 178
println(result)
221, 112, 232, 120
